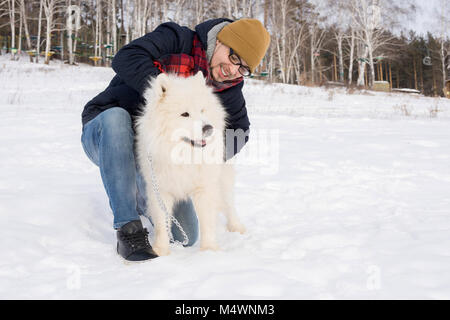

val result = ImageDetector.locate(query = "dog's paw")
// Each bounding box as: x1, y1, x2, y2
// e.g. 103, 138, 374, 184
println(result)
152, 245, 171, 256
200, 243, 220, 251
227, 222, 246, 234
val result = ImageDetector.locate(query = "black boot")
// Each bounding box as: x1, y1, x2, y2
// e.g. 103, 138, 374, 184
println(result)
116, 220, 158, 261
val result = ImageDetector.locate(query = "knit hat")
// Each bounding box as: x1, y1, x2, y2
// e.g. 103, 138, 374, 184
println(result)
217, 19, 270, 73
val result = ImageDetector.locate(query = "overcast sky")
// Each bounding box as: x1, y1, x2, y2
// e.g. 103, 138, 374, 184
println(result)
412, 0, 447, 36
310, 0, 448, 37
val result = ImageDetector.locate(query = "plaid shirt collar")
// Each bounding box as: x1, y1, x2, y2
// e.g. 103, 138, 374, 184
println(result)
153, 34, 243, 92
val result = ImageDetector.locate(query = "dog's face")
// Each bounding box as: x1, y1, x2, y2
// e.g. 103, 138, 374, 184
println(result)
146, 72, 227, 154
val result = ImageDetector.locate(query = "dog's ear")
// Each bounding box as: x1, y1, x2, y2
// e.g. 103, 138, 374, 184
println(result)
194, 71, 205, 84
154, 73, 170, 98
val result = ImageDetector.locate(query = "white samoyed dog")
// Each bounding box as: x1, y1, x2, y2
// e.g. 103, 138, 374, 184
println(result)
136, 72, 246, 256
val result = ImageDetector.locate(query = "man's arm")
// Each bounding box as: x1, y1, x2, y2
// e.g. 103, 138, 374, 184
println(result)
111, 22, 192, 95
218, 82, 251, 160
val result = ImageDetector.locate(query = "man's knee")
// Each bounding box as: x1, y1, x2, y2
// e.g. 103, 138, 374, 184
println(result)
101, 107, 132, 128
99, 107, 134, 139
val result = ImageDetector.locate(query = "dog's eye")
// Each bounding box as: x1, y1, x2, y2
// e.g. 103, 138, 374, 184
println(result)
181, 112, 190, 117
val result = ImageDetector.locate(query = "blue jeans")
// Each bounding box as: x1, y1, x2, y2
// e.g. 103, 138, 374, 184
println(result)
81, 107, 198, 246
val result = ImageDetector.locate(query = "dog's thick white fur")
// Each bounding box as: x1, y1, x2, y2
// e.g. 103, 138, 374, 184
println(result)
136, 72, 246, 256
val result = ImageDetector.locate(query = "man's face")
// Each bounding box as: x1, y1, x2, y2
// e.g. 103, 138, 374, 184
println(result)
209, 41, 250, 82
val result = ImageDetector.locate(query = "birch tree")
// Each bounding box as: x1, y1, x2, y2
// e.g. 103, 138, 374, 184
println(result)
356, 39, 369, 86
319, 0, 352, 83
270, 0, 291, 83
35, 0, 43, 63
436, 1, 450, 89
42, 0, 65, 64
286, 23, 307, 83
17, 0, 21, 54
286, 0, 311, 84
93, 0, 102, 62
333, 3, 352, 83
438, 37, 449, 91
111, 0, 117, 54
346, 27, 356, 85
7, 0, 16, 60
309, 16, 326, 84
349, 0, 415, 87
43, 0, 54, 64
19, 0, 31, 53
193, 0, 211, 26
225, 0, 253, 19
269, 0, 305, 84
66, 0, 80, 65
172, 0, 187, 23
128, 0, 153, 40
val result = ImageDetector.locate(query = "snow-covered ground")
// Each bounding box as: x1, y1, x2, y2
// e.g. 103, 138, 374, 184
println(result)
1, 54, 450, 299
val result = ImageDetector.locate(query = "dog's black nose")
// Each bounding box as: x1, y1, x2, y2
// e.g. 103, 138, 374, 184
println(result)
202, 124, 213, 137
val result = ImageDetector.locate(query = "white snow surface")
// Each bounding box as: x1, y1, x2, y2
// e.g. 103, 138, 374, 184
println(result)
1, 55, 450, 299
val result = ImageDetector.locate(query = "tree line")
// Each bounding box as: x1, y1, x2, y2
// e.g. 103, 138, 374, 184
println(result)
0, 0, 449, 96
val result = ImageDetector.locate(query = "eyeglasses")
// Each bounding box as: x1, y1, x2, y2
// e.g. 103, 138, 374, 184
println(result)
229, 47, 251, 77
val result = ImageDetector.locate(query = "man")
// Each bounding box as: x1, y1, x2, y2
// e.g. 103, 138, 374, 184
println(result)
81, 18, 270, 261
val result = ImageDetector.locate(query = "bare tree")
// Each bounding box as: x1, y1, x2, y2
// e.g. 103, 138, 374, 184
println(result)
347, 27, 356, 85
286, 0, 312, 84
436, 1, 450, 89
309, 16, 326, 84
270, 0, 306, 84
225, 0, 244, 17
128, 0, 153, 40
270, 0, 291, 83
19, 0, 31, 53
2, 0, 438, 93
286, 23, 307, 84
320, 0, 352, 83
172, 0, 187, 23
7, 0, 16, 60
94, 0, 102, 62
35, 0, 43, 63
356, 38, 369, 86
66, 0, 81, 65
42, 0, 66, 64
349, 0, 415, 87
193, 0, 210, 26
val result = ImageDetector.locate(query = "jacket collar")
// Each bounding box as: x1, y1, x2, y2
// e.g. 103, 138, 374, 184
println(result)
194, 18, 234, 50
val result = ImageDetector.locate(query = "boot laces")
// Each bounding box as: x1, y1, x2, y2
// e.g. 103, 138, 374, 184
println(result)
122, 229, 150, 249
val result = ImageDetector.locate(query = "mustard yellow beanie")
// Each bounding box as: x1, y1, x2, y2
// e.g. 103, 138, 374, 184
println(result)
217, 19, 270, 73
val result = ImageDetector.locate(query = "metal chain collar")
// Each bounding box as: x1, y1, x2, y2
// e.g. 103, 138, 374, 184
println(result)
146, 151, 189, 246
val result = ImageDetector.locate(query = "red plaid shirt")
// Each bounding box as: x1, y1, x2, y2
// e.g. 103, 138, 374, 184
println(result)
153, 34, 243, 92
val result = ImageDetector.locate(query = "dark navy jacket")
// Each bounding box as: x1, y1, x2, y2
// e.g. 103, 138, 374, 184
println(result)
81, 18, 250, 158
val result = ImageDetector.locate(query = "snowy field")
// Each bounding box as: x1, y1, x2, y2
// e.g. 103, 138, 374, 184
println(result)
1, 54, 450, 299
